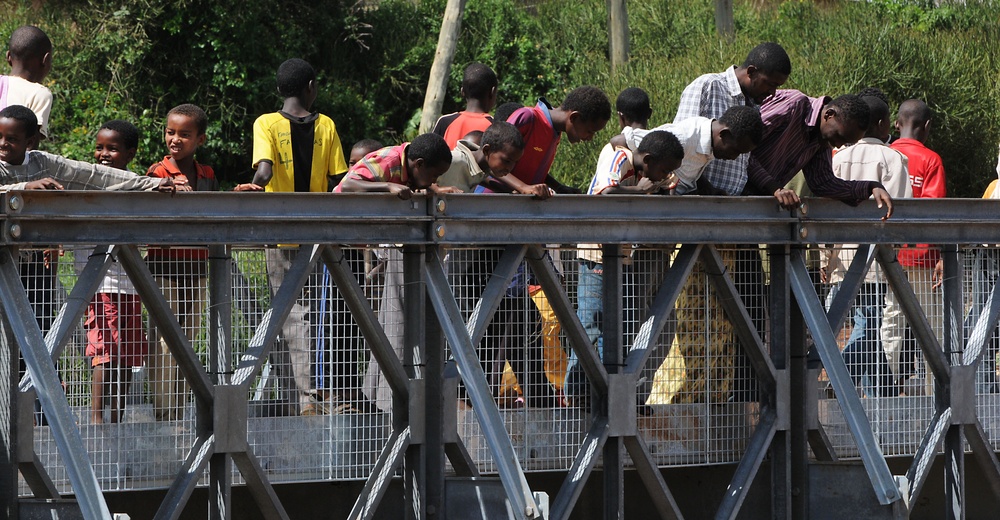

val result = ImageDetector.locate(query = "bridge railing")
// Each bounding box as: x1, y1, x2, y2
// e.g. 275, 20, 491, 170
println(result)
2, 191, 998, 520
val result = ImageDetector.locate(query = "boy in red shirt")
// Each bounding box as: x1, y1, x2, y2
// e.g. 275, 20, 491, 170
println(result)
432, 62, 497, 149
884, 98, 945, 395
478, 85, 612, 197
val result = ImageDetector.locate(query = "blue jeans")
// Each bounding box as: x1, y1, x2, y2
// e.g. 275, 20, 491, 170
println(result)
565, 261, 604, 398
838, 282, 895, 397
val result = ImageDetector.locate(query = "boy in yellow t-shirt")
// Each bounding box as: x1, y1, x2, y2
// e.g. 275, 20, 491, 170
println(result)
238, 58, 366, 415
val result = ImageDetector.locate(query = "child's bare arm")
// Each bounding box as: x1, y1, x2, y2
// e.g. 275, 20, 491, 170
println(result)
545, 176, 581, 194
250, 160, 273, 187
489, 172, 553, 199
338, 177, 413, 200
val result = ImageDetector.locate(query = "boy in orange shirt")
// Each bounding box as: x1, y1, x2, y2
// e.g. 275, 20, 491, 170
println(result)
145, 103, 215, 421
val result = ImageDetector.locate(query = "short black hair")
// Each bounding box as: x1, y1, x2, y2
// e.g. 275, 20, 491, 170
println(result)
616, 87, 652, 124
856, 87, 889, 106
637, 130, 684, 162
897, 99, 932, 126
481, 121, 524, 151
829, 94, 870, 130
861, 96, 889, 127
561, 86, 612, 124
276, 58, 316, 98
743, 42, 791, 76
462, 62, 498, 101
352, 138, 384, 155
718, 106, 764, 146
7, 26, 51, 61
408, 133, 452, 168
494, 102, 524, 123
100, 119, 140, 150
167, 103, 208, 135
0, 105, 38, 138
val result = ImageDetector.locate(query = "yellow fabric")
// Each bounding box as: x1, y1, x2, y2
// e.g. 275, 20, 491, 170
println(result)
252, 112, 348, 193
497, 286, 570, 399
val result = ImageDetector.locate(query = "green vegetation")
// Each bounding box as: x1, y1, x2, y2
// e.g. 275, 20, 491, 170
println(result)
3, 0, 998, 196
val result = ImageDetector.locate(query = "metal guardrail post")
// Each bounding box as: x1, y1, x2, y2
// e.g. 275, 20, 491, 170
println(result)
1, 290, 18, 519
942, 244, 965, 520
209, 244, 233, 520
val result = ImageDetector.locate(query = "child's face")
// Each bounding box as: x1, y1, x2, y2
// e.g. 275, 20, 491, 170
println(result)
712, 130, 757, 161
483, 143, 524, 177
94, 129, 137, 170
641, 154, 683, 184
164, 113, 206, 162
349, 146, 374, 167
565, 115, 609, 144
0, 117, 32, 165
410, 159, 451, 190
820, 110, 864, 149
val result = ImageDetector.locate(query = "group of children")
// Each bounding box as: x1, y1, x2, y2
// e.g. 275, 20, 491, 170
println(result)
2, 22, 965, 419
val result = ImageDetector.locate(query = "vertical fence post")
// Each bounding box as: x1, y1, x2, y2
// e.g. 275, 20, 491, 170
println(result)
209, 244, 232, 520
942, 244, 965, 520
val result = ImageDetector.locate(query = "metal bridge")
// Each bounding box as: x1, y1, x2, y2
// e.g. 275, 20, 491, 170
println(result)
1, 191, 999, 519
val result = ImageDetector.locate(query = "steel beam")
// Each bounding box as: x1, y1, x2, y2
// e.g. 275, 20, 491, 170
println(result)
230, 449, 290, 520
525, 244, 609, 395
715, 410, 778, 520
875, 245, 951, 383
154, 434, 216, 520
209, 245, 232, 520
232, 244, 320, 387
789, 252, 900, 505
117, 245, 215, 405
625, 244, 700, 375
0, 247, 110, 520
349, 428, 412, 520
699, 244, 777, 390
467, 245, 527, 345
549, 417, 611, 520
965, 419, 1000, 503
423, 253, 540, 519
906, 408, 951, 508
824, 243, 874, 333
623, 435, 684, 520
321, 246, 410, 401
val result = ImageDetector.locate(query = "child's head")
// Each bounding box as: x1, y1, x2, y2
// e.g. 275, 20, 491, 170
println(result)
615, 87, 652, 129
740, 42, 791, 104
895, 98, 933, 142
407, 133, 453, 189
858, 92, 891, 142
94, 120, 139, 170
494, 102, 523, 124
6, 25, 52, 82
462, 130, 484, 147
480, 121, 525, 177
0, 105, 38, 165
350, 139, 384, 167
634, 130, 684, 183
560, 86, 612, 143
821, 95, 870, 149
461, 62, 498, 112
712, 106, 764, 160
164, 103, 207, 162
276, 58, 317, 107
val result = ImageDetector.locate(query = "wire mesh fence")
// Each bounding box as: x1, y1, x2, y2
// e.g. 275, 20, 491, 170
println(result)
15, 241, 1000, 494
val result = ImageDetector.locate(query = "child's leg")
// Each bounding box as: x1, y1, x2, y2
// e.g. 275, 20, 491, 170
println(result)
106, 364, 135, 423
91, 362, 108, 424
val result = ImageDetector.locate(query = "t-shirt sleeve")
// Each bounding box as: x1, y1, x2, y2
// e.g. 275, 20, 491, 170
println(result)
251, 116, 276, 169
147, 161, 169, 178
327, 125, 349, 177
509, 108, 537, 138
590, 149, 631, 194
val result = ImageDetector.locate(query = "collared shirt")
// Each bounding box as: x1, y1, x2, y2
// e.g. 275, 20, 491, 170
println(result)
745, 89, 881, 205
825, 137, 913, 283
621, 117, 715, 194
333, 144, 409, 192
478, 99, 558, 193
0, 150, 162, 192
148, 156, 218, 192
673, 66, 752, 196
438, 139, 485, 193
